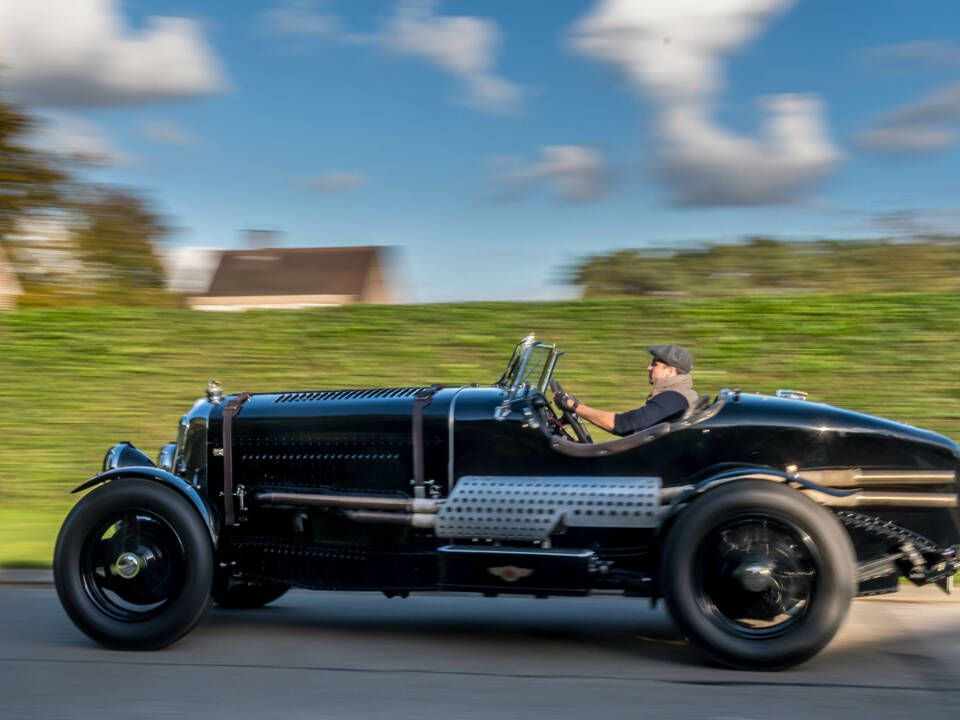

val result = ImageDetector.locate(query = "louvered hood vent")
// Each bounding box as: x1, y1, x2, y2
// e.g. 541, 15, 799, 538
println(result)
274, 387, 428, 403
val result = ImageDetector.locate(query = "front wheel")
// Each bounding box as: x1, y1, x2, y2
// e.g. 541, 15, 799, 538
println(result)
660, 480, 855, 670
53, 479, 214, 650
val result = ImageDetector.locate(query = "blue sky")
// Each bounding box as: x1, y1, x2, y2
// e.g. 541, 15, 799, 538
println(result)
2, 0, 959, 301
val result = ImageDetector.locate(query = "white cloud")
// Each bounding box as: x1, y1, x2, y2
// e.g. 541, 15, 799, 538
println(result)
496, 146, 608, 202
378, 0, 522, 114
262, 0, 522, 115
262, 0, 340, 37
859, 81, 960, 153
570, 0, 794, 104
658, 95, 840, 206
866, 40, 960, 71
859, 125, 957, 153
0, 0, 227, 107
568, 0, 841, 207
28, 112, 132, 166
872, 210, 952, 237
141, 121, 198, 146
299, 172, 368, 193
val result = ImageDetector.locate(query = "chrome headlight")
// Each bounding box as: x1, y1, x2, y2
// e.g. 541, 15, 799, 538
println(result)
157, 442, 177, 472
102, 442, 156, 472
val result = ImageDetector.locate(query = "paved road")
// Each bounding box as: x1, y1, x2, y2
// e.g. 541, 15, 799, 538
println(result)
1, 585, 958, 720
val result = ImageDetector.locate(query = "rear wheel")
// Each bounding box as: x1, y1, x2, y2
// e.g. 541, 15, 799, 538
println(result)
53, 479, 214, 650
660, 480, 855, 670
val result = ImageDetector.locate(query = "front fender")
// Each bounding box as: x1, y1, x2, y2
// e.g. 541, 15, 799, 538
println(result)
73, 466, 219, 545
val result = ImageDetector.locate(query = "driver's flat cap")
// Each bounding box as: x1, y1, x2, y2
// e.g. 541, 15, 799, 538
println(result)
646, 344, 694, 374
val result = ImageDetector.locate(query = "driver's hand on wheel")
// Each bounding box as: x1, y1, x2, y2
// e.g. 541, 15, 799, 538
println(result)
554, 391, 580, 412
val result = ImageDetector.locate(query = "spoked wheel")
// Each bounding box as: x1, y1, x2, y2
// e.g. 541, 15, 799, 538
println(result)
661, 480, 855, 670
697, 515, 817, 638
54, 479, 214, 650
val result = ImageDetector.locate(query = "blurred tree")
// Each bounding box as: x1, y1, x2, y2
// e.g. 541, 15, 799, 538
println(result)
0, 98, 65, 242
572, 249, 696, 296
0, 95, 172, 304
71, 188, 168, 290
568, 237, 960, 297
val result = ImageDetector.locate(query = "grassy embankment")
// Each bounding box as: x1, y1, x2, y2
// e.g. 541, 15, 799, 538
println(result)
1, 293, 959, 567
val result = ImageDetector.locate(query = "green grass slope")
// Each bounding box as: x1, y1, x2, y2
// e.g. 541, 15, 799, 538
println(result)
1, 293, 958, 566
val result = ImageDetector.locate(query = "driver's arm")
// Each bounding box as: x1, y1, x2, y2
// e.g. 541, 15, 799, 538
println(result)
573, 403, 616, 433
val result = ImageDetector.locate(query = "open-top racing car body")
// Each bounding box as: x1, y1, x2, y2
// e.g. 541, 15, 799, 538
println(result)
54, 335, 960, 669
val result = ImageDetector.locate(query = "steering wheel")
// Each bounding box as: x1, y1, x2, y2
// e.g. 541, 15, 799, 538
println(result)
549, 379, 593, 444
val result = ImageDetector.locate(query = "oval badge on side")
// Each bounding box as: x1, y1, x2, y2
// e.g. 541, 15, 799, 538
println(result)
487, 565, 534, 582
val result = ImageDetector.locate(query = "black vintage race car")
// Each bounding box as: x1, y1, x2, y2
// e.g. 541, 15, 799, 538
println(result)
54, 335, 960, 669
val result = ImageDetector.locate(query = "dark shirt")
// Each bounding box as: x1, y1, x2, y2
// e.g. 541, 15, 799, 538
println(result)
612, 391, 689, 436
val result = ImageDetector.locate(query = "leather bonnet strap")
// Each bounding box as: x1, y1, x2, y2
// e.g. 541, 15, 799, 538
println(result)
222, 392, 252, 526
411, 384, 444, 498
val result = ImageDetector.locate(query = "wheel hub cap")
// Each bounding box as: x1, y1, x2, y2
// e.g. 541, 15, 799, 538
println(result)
113, 552, 143, 579
732, 561, 779, 593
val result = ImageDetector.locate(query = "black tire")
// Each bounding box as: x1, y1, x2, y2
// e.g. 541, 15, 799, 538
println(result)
660, 480, 855, 670
213, 575, 290, 609
53, 479, 214, 650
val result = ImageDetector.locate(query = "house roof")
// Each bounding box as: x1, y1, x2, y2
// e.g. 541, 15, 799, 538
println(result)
204, 246, 387, 297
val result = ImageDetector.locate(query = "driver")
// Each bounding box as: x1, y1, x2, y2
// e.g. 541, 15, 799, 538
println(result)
554, 344, 698, 436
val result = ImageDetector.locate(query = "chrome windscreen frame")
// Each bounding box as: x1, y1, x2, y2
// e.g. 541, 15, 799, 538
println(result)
495, 334, 562, 399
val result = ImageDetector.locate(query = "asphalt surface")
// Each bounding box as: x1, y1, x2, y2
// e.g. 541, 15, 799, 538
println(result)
0, 580, 958, 720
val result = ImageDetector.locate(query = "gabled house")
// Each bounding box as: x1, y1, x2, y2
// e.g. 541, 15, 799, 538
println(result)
0, 244, 24, 310
187, 246, 395, 311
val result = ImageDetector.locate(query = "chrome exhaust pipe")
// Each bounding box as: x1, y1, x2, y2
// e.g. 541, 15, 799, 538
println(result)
660, 485, 693, 503
802, 489, 958, 508
254, 491, 441, 514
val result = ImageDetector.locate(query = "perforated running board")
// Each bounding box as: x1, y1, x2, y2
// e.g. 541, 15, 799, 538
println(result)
435, 476, 661, 541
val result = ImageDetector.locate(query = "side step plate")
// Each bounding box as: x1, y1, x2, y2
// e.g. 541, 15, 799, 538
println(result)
438, 545, 597, 595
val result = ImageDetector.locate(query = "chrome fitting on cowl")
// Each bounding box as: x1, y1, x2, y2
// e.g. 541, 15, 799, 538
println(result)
206, 379, 223, 404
